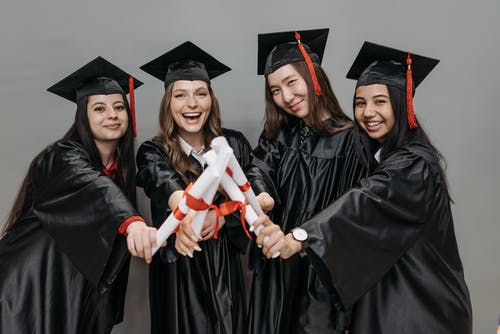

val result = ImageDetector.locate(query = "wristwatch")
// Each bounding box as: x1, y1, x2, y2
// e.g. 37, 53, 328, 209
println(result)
291, 227, 308, 242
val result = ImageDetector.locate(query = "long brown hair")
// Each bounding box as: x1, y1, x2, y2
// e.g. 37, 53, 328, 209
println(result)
263, 61, 353, 140
2, 94, 137, 235
156, 82, 222, 184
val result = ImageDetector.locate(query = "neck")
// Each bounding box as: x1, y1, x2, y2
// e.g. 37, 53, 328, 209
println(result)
95, 140, 118, 168
179, 131, 205, 152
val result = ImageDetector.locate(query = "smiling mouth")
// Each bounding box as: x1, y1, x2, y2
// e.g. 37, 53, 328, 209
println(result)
366, 121, 383, 127
104, 124, 121, 129
183, 112, 202, 120
289, 100, 303, 111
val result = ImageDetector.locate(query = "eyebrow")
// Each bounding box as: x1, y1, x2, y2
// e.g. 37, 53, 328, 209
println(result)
269, 74, 296, 88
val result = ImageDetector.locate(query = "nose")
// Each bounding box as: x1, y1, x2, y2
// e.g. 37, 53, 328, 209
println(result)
108, 106, 118, 118
187, 94, 198, 108
281, 87, 294, 104
362, 102, 377, 118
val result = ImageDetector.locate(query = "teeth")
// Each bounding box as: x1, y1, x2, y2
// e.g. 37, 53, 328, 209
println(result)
367, 121, 381, 126
183, 113, 201, 117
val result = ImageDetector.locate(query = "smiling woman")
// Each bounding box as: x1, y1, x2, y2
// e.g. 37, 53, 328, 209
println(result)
0, 57, 159, 334
136, 41, 252, 334
354, 84, 395, 143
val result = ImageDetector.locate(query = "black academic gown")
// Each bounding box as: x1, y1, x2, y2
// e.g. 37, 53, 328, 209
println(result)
0, 140, 137, 334
301, 142, 472, 333
246, 121, 366, 334
136, 129, 251, 334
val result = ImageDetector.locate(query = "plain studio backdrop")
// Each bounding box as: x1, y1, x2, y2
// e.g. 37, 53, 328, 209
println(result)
0, 0, 498, 332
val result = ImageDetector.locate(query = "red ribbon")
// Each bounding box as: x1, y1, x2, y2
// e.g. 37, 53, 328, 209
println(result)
218, 200, 252, 239
225, 167, 251, 192
406, 52, 418, 129
295, 31, 322, 97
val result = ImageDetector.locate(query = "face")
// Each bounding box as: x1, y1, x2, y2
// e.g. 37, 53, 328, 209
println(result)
267, 64, 310, 119
87, 93, 128, 145
354, 84, 395, 143
170, 80, 211, 139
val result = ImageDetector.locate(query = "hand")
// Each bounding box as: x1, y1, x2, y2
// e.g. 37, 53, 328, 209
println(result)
200, 210, 225, 240
256, 192, 275, 212
254, 215, 285, 259
175, 210, 202, 258
126, 221, 163, 264
279, 233, 303, 259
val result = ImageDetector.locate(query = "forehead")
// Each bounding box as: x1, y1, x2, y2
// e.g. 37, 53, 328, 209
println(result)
266, 63, 301, 85
355, 84, 390, 97
87, 93, 124, 104
172, 80, 209, 90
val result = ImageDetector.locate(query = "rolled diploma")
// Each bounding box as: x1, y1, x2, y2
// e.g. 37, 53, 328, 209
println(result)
152, 166, 220, 254
190, 147, 232, 238
204, 150, 280, 258
210, 137, 263, 216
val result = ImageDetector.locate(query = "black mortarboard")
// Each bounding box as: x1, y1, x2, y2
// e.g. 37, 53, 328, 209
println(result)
346, 41, 439, 128
47, 56, 143, 136
346, 41, 439, 91
47, 56, 143, 103
257, 28, 329, 76
257, 28, 329, 96
140, 41, 231, 89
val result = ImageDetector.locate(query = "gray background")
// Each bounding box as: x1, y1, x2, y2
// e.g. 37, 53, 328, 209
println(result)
1, 0, 498, 333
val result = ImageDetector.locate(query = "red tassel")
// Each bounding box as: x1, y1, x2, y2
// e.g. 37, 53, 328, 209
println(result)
406, 52, 418, 129
128, 76, 137, 137
294, 31, 322, 96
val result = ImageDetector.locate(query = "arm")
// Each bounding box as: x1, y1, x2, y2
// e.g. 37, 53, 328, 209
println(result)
32, 140, 141, 285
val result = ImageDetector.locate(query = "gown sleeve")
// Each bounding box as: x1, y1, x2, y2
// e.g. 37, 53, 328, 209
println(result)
136, 139, 185, 212
136, 139, 186, 263
32, 140, 138, 287
301, 145, 438, 307
245, 132, 283, 207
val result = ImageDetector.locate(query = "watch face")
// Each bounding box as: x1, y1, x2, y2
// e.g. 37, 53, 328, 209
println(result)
292, 228, 308, 242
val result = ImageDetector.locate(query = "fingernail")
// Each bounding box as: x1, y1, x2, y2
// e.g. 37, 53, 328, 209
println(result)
257, 244, 262, 248
191, 235, 198, 242
194, 245, 202, 252
188, 251, 194, 258
249, 225, 254, 232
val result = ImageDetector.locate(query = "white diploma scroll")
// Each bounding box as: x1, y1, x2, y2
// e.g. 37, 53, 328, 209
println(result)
204, 148, 280, 258
152, 166, 220, 255
190, 146, 233, 238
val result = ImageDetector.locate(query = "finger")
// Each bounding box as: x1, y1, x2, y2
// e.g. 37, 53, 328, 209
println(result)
134, 234, 145, 259
149, 228, 158, 249
127, 234, 138, 257
262, 229, 283, 255
142, 230, 153, 263
267, 238, 285, 259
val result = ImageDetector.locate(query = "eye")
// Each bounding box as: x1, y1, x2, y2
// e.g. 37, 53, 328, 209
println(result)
196, 91, 208, 97
114, 104, 125, 111
375, 99, 387, 105
287, 79, 297, 86
94, 105, 105, 112
174, 93, 185, 98
271, 88, 280, 96
355, 100, 365, 107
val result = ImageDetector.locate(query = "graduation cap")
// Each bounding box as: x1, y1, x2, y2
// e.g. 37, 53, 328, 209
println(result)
140, 41, 231, 88
47, 56, 143, 136
346, 41, 439, 129
257, 28, 329, 96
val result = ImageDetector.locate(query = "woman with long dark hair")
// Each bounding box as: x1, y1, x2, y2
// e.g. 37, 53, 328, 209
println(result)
136, 41, 251, 334
0, 57, 157, 334
257, 42, 473, 333
246, 29, 366, 334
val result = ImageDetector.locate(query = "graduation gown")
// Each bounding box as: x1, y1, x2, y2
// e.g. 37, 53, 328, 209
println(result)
136, 129, 251, 334
0, 140, 138, 334
301, 142, 472, 333
246, 121, 366, 334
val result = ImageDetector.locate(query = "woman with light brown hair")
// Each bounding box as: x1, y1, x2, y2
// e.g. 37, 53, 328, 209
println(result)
136, 41, 251, 334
